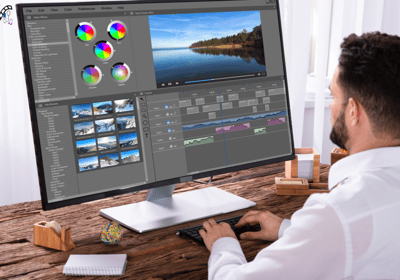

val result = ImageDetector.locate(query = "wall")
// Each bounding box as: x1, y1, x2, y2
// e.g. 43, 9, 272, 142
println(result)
302, 104, 338, 165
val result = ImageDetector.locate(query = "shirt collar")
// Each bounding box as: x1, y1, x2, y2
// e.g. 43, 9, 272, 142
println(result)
328, 146, 400, 190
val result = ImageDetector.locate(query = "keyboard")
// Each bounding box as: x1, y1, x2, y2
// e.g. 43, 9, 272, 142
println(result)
176, 215, 261, 246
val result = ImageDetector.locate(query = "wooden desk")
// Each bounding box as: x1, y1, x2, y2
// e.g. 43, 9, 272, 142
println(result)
0, 162, 331, 279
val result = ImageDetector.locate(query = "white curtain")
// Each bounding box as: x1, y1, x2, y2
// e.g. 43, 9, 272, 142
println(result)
278, 0, 312, 149
0, 0, 43, 207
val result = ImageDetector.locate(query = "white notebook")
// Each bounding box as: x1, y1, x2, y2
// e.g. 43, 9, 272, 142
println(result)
63, 254, 127, 276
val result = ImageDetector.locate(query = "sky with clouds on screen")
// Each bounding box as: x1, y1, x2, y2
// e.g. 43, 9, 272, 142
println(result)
149, 11, 261, 49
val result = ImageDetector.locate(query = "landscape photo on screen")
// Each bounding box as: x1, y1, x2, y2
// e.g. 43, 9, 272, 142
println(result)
95, 118, 115, 133
78, 156, 99, 171
76, 138, 97, 154
119, 132, 137, 147
93, 101, 113, 115
99, 153, 120, 168
74, 121, 94, 136
97, 136, 117, 150
115, 98, 134, 113
148, 11, 266, 84
121, 149, 140, 164
117, 115, 136, 130
71, 103, 92, 118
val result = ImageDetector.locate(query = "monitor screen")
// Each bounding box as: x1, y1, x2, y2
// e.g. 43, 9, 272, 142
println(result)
17, 0, 294, 210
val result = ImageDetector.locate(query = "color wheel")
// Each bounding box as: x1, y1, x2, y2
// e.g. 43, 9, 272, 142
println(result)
76, 22, 96, 42
94, 41, 114, 61
82, 65, 102, 86
111, 63, 131, 83
108, 21, 126, 41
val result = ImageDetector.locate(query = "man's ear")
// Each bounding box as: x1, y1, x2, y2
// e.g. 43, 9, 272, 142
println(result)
348, 98, 361, 125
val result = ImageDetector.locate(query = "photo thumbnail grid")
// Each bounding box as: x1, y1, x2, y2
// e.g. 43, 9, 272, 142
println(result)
71, 98, 139, 172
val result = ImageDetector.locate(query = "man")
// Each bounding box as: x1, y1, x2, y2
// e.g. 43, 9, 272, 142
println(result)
199, 32, 400, 279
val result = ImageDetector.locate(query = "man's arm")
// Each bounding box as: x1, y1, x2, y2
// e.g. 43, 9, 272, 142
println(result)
206, 196, 347, 280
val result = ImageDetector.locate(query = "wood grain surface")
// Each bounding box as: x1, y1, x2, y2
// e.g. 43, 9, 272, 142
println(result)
0, 162, 331, 279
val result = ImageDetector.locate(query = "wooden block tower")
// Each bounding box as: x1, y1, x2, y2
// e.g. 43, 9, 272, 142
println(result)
275, 148, 329, 195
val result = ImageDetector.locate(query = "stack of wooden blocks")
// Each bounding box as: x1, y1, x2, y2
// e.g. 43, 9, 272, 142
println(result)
275, 148, 329, 195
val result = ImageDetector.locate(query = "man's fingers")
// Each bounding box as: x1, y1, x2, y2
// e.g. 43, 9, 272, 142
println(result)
199, 228, 206, 238
203, 220, 211, 232
239, 231, 264, 240
235, 214, 252, 227
241, 210, 259, 220
235, 210, 261, 227
203, 218, 217, 232
235, 214, 260, 228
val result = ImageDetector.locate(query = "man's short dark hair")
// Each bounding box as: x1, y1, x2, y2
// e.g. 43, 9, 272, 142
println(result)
338, 31, 400, 139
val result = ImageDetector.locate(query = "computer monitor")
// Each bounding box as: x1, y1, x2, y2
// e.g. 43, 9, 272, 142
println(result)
16, 0, 295, 232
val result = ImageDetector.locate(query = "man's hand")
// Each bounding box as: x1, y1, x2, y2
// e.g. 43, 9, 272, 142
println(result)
199, 219, 238, 252
235, 210, 283, 241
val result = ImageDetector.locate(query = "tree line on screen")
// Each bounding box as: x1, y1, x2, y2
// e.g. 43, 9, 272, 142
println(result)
189, 25, 263, 49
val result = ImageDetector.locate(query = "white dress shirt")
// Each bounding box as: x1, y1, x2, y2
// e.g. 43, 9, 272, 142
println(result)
208, 146, 400, 280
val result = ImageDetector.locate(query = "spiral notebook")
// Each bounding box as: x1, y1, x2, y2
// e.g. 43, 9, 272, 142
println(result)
63, 254, 127, 276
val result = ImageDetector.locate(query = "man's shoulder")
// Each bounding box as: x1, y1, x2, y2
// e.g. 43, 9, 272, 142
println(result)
311, 167, 400, 220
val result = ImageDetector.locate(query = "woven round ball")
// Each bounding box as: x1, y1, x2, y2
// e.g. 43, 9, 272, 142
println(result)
100, 221, 123, 245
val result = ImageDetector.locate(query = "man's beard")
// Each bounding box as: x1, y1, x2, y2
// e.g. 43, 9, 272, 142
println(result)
330, 108, 349, 151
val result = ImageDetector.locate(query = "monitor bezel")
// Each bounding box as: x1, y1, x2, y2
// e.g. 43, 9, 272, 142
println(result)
16, 0, 295, 211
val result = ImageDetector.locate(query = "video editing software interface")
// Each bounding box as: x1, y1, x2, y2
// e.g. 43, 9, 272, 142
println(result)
21, 0, 293, 203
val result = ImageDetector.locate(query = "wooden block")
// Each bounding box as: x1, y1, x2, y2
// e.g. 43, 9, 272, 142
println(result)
312, 152, 320, 183
295, 148, 314, 154
276, 188, 330, 196
309, 183, 329, 190
285, 159, 297, 178
275, 177, 284, 184
276, 178, 308, 189
331, 148, 349, 165
33, 221, 75, 251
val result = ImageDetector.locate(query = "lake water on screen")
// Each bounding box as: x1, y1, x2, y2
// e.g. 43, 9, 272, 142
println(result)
152, 48, 267, 84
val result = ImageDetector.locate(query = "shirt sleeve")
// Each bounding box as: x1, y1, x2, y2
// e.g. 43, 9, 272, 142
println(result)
278, 219, 291, 239
208, 194, 347, 280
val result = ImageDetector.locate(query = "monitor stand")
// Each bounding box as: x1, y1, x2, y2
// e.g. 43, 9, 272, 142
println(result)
99, 185, 256, 233
193, 175, 213, 184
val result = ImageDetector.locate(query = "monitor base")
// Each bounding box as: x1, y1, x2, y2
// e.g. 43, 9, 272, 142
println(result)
99, 185, 256, 233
